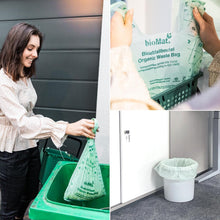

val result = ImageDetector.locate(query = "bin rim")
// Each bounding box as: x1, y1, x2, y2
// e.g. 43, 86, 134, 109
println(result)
154, 158, 199, 181
160, 158, 198, 170
44, 161, 110, 213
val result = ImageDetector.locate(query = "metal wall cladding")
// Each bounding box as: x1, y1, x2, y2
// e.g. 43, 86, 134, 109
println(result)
0, 0, 102, 20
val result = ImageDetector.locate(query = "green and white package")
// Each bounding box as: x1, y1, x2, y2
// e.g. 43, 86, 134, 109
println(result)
64, 119, 106, 202
111, 0, 205, 97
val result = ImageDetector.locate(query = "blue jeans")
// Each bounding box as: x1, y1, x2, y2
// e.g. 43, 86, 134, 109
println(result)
0, 147, 40, 220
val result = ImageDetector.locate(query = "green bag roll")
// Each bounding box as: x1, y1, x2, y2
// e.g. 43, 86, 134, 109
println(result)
111, 0, 205, 97
64, 118, 106, 202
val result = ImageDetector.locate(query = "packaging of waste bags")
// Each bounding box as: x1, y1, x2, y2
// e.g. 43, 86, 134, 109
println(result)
154, 158, 198, 181
64, 118, 106, 202
111, 0, 205, 97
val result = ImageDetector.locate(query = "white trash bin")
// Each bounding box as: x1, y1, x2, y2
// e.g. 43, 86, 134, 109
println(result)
164, 178, 195, 202
154, 158, 198, 203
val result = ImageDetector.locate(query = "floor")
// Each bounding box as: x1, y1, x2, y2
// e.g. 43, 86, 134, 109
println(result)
1, 175, 220, 220
111, 174, 220, 220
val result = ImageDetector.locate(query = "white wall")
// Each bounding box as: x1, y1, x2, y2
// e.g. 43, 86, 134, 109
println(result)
95, 0, 110, 164
205, 0, 220, 37
110, 111, 121, 207
127, 0, 220, 36
127, 0, 173, 34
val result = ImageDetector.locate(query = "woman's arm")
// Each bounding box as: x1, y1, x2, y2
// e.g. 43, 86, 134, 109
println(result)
0, 84, 94, 148
110, 10, 163, 110
65, 119, 95, 139
193, 7, 220, 57
111, 9, 133, 48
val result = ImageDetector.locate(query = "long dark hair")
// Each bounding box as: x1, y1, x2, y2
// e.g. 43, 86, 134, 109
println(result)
0, 23, 43, 81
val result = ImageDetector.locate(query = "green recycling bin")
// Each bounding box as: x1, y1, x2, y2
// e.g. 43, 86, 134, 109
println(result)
29, 161, 110, 220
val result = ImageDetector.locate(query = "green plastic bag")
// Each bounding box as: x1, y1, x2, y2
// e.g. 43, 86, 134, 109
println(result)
154, 158, 198, 181
64, 119, 106, 202
111, 0, 205, 97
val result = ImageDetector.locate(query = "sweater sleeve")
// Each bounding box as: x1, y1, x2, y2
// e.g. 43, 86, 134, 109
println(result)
0, 83, 68, 148
209, 51, 220, 86
110, 46, 163, 110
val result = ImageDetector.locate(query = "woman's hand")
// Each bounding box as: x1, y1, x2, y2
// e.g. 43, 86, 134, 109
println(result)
111, 9, 134, 48
193, 7, 220, 57
65, 119, 95, 139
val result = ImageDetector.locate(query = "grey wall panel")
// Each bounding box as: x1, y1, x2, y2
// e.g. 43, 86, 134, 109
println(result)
32, 81, 97, 111
0, 17, 102, 49
170, 111, 210, 173
34, 50, 99, 80
0, 0, 103, 20
34, 108, 95, 122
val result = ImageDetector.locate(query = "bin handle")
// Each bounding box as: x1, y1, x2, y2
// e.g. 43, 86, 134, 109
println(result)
67, 136, 83, 158
42, 138, 49, 153
42, 136, 83, 158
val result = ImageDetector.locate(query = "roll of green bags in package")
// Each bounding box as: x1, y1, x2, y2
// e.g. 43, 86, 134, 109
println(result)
111, 0, 205, 97
64, 118, 106, 202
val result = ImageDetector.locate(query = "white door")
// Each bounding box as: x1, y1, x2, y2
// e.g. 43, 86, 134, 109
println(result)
120, 111, 169, 203
110, 111, 121, 207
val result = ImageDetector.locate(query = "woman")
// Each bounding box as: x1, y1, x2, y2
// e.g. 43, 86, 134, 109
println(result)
0, 23, 95, 220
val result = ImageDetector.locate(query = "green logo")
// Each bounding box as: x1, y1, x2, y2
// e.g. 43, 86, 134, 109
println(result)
167, 33, 172, 39
145, 33, 172, 47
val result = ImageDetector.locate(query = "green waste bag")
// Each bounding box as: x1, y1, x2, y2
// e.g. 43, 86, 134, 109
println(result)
111, 0, 205, 97
154, 158, 198, 181
64, 118, 106, 202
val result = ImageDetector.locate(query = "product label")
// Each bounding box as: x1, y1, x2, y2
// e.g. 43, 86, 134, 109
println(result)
131, 30, 203, 96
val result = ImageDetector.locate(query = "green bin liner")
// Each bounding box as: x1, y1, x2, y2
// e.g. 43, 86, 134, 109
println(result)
64, 118, 106, 202
29, 161, 110, 220
154, 158, 198, 181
